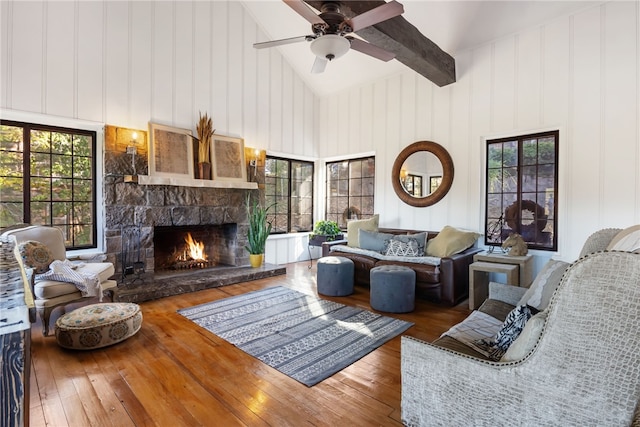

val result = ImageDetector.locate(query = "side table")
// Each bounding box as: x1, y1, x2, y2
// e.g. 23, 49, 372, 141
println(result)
473, 252, 534, 287
468, 251, 534, 310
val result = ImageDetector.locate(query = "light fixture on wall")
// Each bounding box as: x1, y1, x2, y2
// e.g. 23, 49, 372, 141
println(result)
249, 149, 261, 182
310, 35, 350, 61
124, 132, 139, 183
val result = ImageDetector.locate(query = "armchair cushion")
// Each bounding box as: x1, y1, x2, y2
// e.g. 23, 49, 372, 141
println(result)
35, 262, 115, 299
18, 240, 54, 274
517, 259, 569, 311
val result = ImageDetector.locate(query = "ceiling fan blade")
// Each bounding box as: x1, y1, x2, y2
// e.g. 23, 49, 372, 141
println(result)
253, 35, 310, 49
347, 0, 404, 32
283, 0, 326, 25
311, 57, 328, 74
348, 37, 395, 62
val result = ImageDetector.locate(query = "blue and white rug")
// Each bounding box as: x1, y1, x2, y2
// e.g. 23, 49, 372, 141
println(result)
178, 286, 414, 386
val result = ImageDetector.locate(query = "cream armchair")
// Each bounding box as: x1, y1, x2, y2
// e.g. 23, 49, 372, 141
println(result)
401, 250, 640, 426
3, 225, 117, 336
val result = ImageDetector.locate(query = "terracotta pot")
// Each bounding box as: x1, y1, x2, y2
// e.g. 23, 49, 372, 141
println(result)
249, 254, 263, 268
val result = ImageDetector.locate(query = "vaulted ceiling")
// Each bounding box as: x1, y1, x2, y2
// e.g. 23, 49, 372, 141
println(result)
241, 1, 600, 96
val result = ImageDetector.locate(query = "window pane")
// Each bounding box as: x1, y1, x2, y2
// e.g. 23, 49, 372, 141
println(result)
0, 202, 24, 227
30, 202, 50, 224
502, 168, 518, 192
1, 177, 24, 200
30, 130, 51, 152
31, 153, 51, 176
72, 224, 93, 247
521, 165, 537, 192
502, 141, 518, 167
74, 179, 92, 201
538, 138, 555, 163
74, 157, 91, 179
52, 154, 73, 178
349, 178, 362, 196
349, 161, 362, 179
51, 132, 73, 155
74, 202, 93, 224
53, 178, 73, 201
73, 134, 92, 157
52, 202, 72, 224
522, 139, 538, 165
31, 177, 51, 201
0, 151, 23, 176
0, 124, 23, 151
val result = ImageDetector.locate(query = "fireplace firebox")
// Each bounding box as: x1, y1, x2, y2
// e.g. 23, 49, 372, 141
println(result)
153, 224, 238, 271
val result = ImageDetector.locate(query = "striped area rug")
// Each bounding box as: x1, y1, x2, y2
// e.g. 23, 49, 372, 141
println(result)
178, 286, 414, 386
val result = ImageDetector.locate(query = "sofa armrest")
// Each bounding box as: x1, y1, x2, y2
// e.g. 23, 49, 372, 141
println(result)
488, 282, 527, 306
321, 239, 348, 257
438, 247, 483, 305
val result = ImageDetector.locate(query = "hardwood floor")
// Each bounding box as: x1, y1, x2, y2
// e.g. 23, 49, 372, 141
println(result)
28, 261, 471, 427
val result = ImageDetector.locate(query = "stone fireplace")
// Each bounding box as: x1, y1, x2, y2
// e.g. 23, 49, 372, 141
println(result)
102, 126, 263, 278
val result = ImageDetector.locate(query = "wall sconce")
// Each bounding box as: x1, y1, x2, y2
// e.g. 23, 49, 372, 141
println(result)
124, 132, 139, 183
249, 149, 261, 182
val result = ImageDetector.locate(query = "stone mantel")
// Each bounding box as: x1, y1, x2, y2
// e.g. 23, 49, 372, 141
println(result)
137, 175, 258, 189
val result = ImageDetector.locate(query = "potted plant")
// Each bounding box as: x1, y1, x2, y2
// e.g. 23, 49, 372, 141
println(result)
309, 220, 343, 246
245, 195, 273, 267
196, 112, 214, 179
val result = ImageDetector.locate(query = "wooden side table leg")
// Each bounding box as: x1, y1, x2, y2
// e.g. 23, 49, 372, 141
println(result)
469, 268, 489, 310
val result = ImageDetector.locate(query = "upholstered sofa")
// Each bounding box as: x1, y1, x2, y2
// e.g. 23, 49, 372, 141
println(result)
401, 227, 640, 426
322, 221, 482, 306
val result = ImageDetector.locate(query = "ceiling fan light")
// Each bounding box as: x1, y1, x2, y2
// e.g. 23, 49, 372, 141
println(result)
310, 35, 350, 61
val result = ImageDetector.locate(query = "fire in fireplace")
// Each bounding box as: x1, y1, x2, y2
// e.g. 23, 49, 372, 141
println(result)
153, 224, 238, 271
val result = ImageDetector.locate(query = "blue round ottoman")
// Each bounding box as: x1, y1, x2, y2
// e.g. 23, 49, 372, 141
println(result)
370, 265, 416, 313
317, 256, 354, 296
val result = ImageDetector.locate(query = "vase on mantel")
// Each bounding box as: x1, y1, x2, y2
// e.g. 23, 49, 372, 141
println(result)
198, 162, 211, 180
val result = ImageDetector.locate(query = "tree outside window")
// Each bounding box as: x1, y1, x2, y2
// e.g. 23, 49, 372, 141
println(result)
485, 131, 558, 251
0, 121, 96, 249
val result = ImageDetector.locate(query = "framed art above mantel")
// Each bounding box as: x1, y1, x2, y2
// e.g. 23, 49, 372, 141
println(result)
211, 134, 247, 182
148, 122, 195, 180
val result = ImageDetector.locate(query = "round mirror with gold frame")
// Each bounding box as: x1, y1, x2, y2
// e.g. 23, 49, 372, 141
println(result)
391, 141, 454, 207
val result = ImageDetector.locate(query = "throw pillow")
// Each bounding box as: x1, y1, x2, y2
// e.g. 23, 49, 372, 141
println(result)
346, 215, 379, 248
358, 229, 394, 253
474, 305, 535, 361
517, 259, 570, 311
501, 311, 547, 362
425, 226, 480, 257
396, 232, 428, 255
18, 240, 54, 274
606, 225, 640, 253
384, 238, 421, 257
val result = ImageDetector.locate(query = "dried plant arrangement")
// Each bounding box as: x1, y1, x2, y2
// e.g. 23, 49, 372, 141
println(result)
196, 112, 214, 163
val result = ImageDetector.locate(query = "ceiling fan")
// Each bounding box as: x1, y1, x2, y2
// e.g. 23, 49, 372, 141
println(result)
253, 0, 404, 74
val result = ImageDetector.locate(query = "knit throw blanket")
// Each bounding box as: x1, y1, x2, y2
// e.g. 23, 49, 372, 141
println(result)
36, 260, 103, 300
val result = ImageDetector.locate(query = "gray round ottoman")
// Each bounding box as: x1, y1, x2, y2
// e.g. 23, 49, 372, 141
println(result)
370, 265, 416, 313
317, 256, 354, 296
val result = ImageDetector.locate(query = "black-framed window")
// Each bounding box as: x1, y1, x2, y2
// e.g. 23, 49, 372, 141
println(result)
485, 130, 558, 251
0, 120, 97, 249
325, 156, 375, 228
265, 156, 314, 234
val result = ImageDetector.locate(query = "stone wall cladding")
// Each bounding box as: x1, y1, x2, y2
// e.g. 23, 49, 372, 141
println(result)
103, 126, 263, 276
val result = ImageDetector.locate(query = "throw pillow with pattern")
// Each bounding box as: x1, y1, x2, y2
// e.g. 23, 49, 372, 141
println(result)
18, 240, 54, 274
385, 238, 421, 257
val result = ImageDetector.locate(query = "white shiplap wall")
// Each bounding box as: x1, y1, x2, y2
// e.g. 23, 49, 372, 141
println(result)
0, 0, 318, 265
2, 1, 639, 266
317, 1, 640, 263
0, 1, 316, 152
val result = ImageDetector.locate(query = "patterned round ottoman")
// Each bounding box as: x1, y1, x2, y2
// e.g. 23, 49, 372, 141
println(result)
370, 265, 416, 313
317, 256, 355, 296
55, 303, 143, 350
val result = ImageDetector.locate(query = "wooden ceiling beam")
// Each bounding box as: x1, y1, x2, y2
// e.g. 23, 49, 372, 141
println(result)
305, 0, 456, 87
